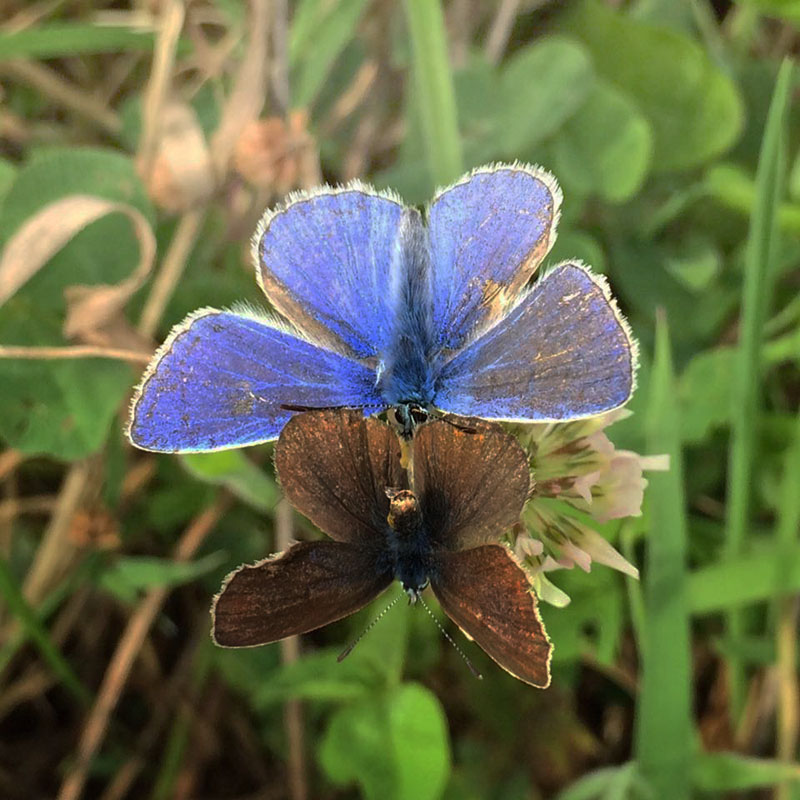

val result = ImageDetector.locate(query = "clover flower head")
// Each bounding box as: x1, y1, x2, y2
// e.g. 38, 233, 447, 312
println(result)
507, 409, 668, 605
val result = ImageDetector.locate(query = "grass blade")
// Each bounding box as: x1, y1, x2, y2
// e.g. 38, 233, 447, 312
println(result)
724, 59, 793, 717
774, 408, 800, 799
635, 312, 692, 800
289, 0, 370, 108
0, 557, 91, 706
774, 411, 800, 596
689, 545, 800, 614
0, 555, 99, 677
0, 24, 164, 59
404, 0, 463, 187
692, 752, 800, 793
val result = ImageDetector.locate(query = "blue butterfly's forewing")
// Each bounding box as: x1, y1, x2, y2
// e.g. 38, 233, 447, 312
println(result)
427, 165, 561, 351
127, 310, 384, 452
255, 185, 421, 360
433, 264, 636, 422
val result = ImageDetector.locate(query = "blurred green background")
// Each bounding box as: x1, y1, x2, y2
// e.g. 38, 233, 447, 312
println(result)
0, 0, 799, 797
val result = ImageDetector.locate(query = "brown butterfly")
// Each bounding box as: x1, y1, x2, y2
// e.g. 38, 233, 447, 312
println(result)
211, 409, 552, 687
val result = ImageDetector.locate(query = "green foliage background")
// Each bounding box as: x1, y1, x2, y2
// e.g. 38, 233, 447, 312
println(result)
0, 1, 799, 798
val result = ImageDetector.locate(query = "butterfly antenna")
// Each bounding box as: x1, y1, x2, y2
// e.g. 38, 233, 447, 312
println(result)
281, 403, 346, 412
337, 593, 402, 662
437, 412, 477, 435
417, 595, 483, 680
280, 403, 386, 413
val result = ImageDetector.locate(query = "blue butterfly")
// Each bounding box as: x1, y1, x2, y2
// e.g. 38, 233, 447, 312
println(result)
127, 164, 637, 452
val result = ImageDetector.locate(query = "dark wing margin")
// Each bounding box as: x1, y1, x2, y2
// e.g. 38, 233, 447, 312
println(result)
275, 409, 407, 546
413, 420, 530, 551
431, 545, 552, 688
211, 541, 392, 647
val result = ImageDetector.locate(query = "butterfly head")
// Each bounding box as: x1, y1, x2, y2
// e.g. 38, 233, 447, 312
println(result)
389, 403, 431, 439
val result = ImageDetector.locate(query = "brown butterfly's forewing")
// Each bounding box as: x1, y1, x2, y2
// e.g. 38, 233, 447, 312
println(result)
431, 545, 552, 688
275, 409, 406, 545
212, 540, 392, 647
413, 420, 530, 550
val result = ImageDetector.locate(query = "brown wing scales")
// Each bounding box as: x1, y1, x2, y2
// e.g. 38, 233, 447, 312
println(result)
413, 420, 530, 550
431, 544, 551, 687
212, 540, 392, 647
275, 409, 406, 545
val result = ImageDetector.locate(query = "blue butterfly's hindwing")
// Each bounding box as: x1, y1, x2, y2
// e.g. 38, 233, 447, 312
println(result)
433, 263, 636, 422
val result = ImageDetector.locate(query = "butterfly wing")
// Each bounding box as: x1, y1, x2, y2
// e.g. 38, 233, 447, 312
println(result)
434, 263, 636, 422
427, 164, 560, 350
275, 409, 406, 545
127, 310, 383, 452
256, 186, 422, 360
431, 545, 552, 687
413, 420, 530, 551
212, 541, 392, 647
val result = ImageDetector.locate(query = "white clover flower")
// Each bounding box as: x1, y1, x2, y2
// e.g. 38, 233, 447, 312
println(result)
507, 410, 668, 605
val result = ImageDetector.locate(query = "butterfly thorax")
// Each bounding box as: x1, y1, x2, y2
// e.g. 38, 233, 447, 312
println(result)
386, 488, 431, 601
375, 208, 441, 433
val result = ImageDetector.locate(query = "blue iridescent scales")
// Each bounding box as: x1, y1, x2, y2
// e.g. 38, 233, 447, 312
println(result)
126, 163, 638, 453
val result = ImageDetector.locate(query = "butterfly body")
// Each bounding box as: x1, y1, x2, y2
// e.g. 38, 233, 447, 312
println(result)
127, 164, 637, 453
374, 213, 438, 421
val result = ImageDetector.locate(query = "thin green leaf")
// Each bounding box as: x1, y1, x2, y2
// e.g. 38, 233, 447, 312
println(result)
774, 410, 800, 593
555, 762, 653, 800
635, 313, 692, 800
689, 545, 800, 613
0, 24, 171, 59
724, 58, 792, 716
735, 0, 800, 23
0, 556, 99, 677
0, 557, 91, 705
692, 752, 800, 792
773, 409, 800, 800
621, 520, 646, 652
404, 0, 463, 188
289, 0, 370, 108
705, 163, 800, 234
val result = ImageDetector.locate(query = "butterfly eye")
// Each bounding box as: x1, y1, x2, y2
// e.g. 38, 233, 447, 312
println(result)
403, 579, 429, 603
410, 406, 429, 424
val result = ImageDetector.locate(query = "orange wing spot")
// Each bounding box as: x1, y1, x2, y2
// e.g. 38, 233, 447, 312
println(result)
479, 278, 515, 320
